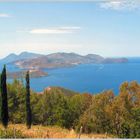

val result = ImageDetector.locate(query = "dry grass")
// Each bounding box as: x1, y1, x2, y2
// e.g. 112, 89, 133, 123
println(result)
0, 124, 114, 138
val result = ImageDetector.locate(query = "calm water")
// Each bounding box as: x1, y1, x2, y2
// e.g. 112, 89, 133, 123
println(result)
0, 58, 140, 94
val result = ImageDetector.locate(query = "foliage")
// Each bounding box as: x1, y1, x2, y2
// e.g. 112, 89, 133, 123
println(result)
0, 65, 9, 128
25, 71, 32, 129
8, 79, 26, 123
78, 82, 140, 138
78, 90, 114, 133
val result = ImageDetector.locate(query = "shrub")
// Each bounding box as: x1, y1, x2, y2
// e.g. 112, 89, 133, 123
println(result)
0, 128, 26, 138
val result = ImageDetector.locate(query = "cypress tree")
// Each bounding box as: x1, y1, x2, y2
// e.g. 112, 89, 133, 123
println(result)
0, 65, 8, 128
25, 70, 32, 129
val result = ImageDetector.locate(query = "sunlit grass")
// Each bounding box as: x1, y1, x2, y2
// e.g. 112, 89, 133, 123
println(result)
0, 124, 114, 138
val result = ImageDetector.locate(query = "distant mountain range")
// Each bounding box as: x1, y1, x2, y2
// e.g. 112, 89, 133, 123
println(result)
0, 51, 42, 63
1, 52, 128, 69
0, 52, 128, 69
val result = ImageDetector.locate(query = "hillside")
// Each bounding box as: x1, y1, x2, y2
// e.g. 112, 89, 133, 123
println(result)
13, 52, 128, 69
43, 86, 78, 97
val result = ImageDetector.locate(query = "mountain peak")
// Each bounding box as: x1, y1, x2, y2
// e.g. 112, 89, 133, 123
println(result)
19, 51, 29, 55
7, 53, 17, 57
0, 52, 43, 64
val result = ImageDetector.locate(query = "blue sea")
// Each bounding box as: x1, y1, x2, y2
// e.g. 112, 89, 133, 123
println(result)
0, 58, 140, 95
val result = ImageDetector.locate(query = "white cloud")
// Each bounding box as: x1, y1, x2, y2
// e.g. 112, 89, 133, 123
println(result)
0, 13, 11, 18
30, 27, 81, 34
99, 0, 140, 11
17, 26, 81, 34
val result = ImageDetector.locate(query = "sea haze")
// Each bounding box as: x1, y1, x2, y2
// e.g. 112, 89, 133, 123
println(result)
0, 58, 139, 95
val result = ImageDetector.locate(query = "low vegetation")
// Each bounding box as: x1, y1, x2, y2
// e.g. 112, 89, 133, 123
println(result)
0, 125, 25, 138
0, 124, 113, 138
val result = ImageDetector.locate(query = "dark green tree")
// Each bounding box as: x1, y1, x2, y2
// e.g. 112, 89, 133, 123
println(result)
0, 65, 9, 128
25, 71, 32, 129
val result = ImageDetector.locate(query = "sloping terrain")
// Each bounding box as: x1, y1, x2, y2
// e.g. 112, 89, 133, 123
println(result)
13, 52, 128, 69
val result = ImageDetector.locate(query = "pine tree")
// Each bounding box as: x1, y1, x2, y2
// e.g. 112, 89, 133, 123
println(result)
0, 65, 8, 128
25, 71, 32, 129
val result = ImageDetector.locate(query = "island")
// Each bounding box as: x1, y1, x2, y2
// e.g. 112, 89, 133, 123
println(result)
12, 52, 128, 69
7, 69, 48, 79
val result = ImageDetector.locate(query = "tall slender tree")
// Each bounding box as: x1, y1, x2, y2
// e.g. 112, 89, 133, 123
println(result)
25, 71, 32, 129
0, 65, 8, 128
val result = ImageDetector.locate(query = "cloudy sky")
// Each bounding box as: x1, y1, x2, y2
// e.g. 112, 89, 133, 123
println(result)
0, 0, 140, 58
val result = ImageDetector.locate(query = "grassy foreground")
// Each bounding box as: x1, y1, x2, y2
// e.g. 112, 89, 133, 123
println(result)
0, 124, 114, 138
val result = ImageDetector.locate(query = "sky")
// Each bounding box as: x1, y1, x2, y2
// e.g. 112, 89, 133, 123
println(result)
0, 0, 140, 58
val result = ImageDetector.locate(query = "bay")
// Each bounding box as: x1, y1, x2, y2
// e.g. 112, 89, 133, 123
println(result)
0, 58, 140, 95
